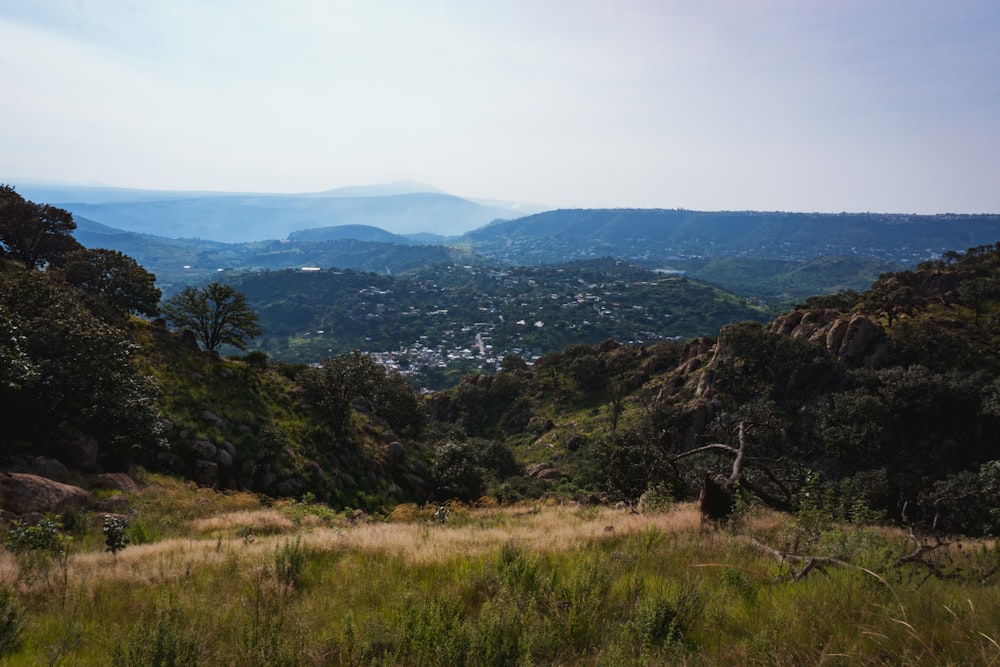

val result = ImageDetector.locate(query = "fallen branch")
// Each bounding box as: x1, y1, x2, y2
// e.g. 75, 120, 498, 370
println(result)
732, 535, 906, 618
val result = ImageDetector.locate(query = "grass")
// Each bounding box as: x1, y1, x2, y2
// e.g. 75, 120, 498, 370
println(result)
3, 475, 1000, 665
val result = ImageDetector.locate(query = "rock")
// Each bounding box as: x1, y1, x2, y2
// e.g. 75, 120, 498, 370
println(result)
838, 314, 884, 363
5, 456, 70, 482
180, 329, 201, 351
89, 472, 139, 492
218, 440, 236, 456
0, 473, 91, 515
191, 440, 218, 460
386, 441, 405, 466
216, 449, 234, 468
200, 410, 225, 428
273, 477, 309, 497
525, 463, 565, 481
95, 494, 130, 512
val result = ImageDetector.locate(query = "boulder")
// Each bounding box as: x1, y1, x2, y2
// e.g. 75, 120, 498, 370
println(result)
215, 449, 234, 468
200, 410, 225, 428
386, 441, 405, 466
838, 314, 884, 362
0, 473, 91, 515
525, 463, 565, 481
89, 472, 139, 492
191, 440, 218, 460
180, 329, 201, 351
5, 456, 71, 482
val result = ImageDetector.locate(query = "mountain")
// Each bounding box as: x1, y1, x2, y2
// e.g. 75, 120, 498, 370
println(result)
71, 216, 481, 291
288, 224, 413, 244
461, 208, 1000, 265
16, 183, 541, 241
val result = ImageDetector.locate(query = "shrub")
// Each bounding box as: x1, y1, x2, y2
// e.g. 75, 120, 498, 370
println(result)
111, 606, 199, 667
102, 515, 130, 554
0, 588, 24, 659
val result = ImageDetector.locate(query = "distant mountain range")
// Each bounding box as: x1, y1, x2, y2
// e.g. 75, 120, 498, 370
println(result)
461, 208, 1000, 265
14, 182, 544, 241
11, 181, 1000, 304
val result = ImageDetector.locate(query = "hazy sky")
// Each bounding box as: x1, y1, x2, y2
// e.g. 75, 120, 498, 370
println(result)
1, 1, 998, 213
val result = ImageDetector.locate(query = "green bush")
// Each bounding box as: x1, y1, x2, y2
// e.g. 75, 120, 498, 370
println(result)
0, 588, 24, 659
111, 606, 199, 667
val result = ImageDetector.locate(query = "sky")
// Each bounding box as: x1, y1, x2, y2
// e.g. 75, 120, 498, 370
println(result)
1, 0, 999, 213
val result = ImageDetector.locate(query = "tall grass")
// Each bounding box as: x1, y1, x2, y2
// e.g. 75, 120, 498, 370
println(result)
4, 477, 1000, 664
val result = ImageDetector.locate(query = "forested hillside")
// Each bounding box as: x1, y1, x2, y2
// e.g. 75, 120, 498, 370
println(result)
5, 183, 1000, 538
231, 259, 770, 371
427, 244, 1000, 534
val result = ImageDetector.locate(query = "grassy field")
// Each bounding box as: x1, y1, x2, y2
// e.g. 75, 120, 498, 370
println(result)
3, 475, 1000, 665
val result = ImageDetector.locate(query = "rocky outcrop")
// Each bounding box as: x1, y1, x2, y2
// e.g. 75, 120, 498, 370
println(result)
769, 309, 887, 366
6, 456, 71, 482
526, 463, 565, 481
0, 472, 91, 515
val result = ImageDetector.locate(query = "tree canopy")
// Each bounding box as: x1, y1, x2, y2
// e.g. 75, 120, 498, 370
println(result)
56, 247, 161, 322
161, 282, 261, 352
0, 185, 81, 270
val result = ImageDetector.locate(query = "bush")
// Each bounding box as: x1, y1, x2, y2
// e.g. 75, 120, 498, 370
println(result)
111, 606, 199, 667
4, 517, 70, 555
103, 515, 130, 554
0, 588, 24, 659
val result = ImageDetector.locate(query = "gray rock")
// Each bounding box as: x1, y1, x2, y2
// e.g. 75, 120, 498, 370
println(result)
0, 473, 91, 515
6, 456, 70, 482
216, 449, 234, 468
200, 410, 225, 428
89, 472, 139, 492
191, 440, 218, 459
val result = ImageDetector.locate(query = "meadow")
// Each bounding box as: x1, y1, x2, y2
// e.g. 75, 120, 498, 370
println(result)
3, 475, 1000, 665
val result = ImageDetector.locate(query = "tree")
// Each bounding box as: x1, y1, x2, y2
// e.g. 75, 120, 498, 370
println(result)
56, 248, 161, 322
862, 272, 921, 327
299, 351, 426, 438
0, 269, 163, 465
0, 185, 81, 270
161, 282, 261, 352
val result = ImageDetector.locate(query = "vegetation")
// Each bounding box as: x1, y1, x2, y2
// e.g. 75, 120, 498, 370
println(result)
161, 281, 262, 352
6, 186, 1000, 663
229, 259, 770, 366
3, 479, 1000, 664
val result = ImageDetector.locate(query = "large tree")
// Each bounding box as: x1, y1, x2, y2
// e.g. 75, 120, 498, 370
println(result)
0, 185, 81, 270
161, 282, 261, 352
0, 269, 163, 465
56, 247, 161, 322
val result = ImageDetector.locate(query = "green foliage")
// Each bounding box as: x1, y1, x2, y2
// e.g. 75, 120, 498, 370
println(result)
0, 269, 164, 464
161, 281, 261, 352
0, 588, 24, 659
111, 606, 200, 667
298, 350, 425, 438
4, 517, 70, 555
102, 516, 130, 555
431, 438, 521, 502
56, 247, 161, 321
0, 184, 81, 270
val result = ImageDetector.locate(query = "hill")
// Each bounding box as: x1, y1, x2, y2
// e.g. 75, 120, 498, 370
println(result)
24, 185, 536, 241
229, 259, 772, 371
425, 242, 1000, 535
461, 208, 1000, 266
72, 215, 483, 291
288, 224, 415, 244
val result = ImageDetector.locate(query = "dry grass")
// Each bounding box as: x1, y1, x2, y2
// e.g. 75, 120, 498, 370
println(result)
10, 502, 708, 593
186, 508, 297, 536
